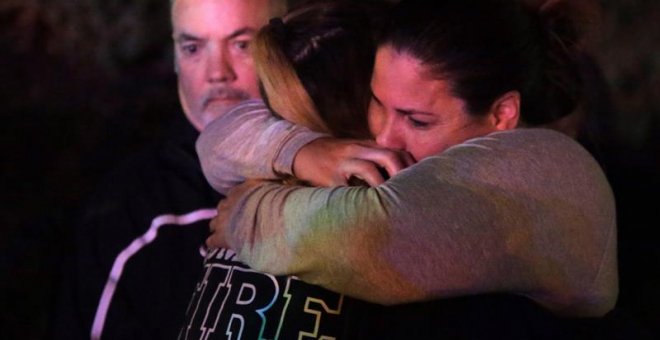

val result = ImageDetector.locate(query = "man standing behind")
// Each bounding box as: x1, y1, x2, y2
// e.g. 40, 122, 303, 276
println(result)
173, 0, 284, 130
55, 0, 284, 338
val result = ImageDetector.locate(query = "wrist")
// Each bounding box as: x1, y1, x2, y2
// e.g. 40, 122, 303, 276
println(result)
292, 137, 329, 182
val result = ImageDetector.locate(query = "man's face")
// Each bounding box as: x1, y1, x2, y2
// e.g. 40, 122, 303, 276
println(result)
172, 0, 272, 131
368, 45, 497, 161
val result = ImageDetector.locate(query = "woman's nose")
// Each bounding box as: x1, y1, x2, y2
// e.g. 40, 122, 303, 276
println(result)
374, 116, 405, 151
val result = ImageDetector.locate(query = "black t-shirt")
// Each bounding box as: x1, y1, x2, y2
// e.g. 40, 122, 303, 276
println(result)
179, 248, 374, 339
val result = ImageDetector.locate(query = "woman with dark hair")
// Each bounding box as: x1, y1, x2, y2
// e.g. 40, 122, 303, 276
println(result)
200, 0, 617, 324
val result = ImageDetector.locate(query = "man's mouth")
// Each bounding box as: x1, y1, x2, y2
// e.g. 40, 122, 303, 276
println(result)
204, 97, 236, 106
203, 88, 250, 108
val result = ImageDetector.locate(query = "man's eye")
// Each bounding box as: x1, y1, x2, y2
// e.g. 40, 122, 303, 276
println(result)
181, 44, 198, 55
233, 40, 250, 51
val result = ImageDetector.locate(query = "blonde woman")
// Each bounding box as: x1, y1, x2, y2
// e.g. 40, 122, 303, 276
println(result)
180, 2, 397, 338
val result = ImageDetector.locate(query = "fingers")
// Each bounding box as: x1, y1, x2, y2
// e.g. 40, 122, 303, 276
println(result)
207, 198, 231, 249
350, 144, 415, 179
207, 215, 228, 249
397, 150, 416, 168
294, 137, 416, 187
337, 158, 386, 186
206, 180, 264, 249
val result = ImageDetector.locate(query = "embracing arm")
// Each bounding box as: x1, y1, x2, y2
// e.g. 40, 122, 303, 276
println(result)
196, 100, 327, 194
219, 129, 618, 316
197, 100, 412, 193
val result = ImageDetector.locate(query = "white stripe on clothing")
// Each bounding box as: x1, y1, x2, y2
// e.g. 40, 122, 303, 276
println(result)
91, 208, 217, 340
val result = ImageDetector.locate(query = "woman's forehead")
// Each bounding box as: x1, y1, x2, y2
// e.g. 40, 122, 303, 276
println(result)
372, 45, 458, 111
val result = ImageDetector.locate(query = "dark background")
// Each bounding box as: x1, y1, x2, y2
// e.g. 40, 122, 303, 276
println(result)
0, 0, 658, 338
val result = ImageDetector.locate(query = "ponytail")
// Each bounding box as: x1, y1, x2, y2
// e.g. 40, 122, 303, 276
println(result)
253, 1, 377, 139
253, 20, 330, 133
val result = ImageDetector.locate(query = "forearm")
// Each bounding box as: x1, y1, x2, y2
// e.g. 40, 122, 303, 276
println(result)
227, 172, 613, 314
225, 181, 424, 303
226, 164, 525, 305
196, 100, 327, 194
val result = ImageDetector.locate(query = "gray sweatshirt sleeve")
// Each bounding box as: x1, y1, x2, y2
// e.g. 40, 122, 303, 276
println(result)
196, 100, 328, 194
224, 128, 618, 316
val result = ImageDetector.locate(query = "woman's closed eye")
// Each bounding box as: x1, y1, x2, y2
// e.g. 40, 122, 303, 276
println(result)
407, 116, 431, 128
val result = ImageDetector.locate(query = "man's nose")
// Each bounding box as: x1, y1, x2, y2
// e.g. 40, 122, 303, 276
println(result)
206, 48, 236, 83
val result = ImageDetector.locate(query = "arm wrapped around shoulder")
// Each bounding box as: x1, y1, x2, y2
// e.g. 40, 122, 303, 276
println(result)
196, 100, 327, 194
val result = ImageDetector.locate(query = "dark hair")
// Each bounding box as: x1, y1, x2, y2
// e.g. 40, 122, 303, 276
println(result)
378, 0, 587, 126
255, 0, 382, 138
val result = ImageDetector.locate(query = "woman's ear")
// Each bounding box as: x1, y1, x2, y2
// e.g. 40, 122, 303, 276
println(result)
488, 91, 520, 130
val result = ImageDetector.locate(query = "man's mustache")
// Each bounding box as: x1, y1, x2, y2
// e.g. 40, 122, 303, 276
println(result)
202, 87, 250, 108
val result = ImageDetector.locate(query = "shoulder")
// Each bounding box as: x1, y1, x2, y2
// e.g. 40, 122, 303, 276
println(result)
460, 128, 584, 154
416, 128, 612, 201
489, 128, 606, 177
491, 128, 583, 148
442, 128, 599, 169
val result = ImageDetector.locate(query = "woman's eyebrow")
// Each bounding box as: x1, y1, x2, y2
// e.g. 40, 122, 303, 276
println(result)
396, 108, 433, 116
372, 90, 434, 116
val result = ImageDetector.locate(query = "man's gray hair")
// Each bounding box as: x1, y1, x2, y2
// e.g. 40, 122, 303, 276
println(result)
170, 0, 288, 18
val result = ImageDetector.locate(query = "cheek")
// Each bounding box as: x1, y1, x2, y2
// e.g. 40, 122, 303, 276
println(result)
178, 73, 199, 97
177, 60, 201, 87
235, 57, 254, 74
367, 105, 382, 138
235, 60, 260, 96
410, 134, 449, 161
177, 70, 205, 111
